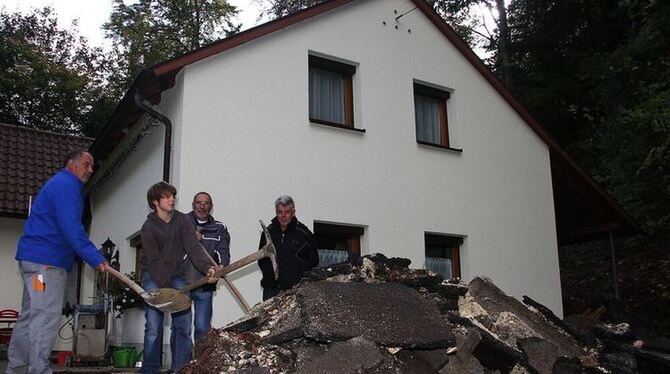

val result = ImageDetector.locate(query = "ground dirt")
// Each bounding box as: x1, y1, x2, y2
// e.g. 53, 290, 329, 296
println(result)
559, 238, 670, 337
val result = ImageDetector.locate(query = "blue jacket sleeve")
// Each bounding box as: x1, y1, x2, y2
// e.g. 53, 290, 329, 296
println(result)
53, 183, 105, 268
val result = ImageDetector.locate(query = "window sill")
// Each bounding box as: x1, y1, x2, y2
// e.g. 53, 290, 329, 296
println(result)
310, 118, 366, 133
417, 141, 463, 153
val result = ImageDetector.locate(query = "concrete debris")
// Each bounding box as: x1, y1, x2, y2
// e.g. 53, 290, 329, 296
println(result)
458, 294, 494, 329
443, 327, 485, 373
467, 277, 584, 359
517, 337, 560, 374
491, 312, 542, 347
181, 253, 670, 373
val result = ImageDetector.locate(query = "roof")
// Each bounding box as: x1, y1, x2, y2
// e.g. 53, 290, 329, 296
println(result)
0, 123, 93, 218
89, 0, 637, 244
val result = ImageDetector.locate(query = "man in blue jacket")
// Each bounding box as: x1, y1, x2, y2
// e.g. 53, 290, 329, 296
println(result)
7, 150, 107, 374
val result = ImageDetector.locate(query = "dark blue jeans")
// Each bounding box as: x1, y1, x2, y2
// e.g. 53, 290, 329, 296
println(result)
141, 274, 191, 374
191, 287, 213, 342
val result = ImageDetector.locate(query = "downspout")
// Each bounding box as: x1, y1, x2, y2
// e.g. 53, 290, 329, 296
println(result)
133, 81, 172, 183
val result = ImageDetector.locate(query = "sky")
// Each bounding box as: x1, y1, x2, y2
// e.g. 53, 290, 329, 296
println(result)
0, 0, 267, 49
0, 0, 497, 59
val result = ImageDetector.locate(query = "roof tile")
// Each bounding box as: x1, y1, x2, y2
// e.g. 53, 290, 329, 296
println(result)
0, 123, 92, 217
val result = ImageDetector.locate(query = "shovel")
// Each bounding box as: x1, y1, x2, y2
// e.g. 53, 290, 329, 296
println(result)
179, 220, 278, 294
105, 265, 192, 313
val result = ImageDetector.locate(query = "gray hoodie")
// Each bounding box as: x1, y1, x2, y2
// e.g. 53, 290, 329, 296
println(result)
141, 210, 212, 288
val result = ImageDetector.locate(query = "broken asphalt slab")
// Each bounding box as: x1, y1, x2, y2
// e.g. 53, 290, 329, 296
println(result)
298, 281, 454, 349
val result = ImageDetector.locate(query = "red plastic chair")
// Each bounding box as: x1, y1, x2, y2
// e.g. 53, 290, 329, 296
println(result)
0, 309, 19, 345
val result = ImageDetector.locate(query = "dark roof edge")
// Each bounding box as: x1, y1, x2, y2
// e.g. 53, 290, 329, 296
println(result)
151, 0, 357, 77
0, 122, 94, 142
89, 69, 155, 156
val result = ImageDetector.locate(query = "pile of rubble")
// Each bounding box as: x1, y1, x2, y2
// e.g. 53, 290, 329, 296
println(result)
182, 254, 670, 373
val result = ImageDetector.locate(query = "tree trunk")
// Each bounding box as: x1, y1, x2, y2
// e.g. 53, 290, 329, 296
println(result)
495, 0, 512, 88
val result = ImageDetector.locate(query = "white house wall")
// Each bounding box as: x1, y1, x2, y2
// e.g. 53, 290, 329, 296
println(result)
168, 0, 563, 329
85, 73, 188, 369
0, 217, 25, 310
87, 122, 164, 329
88, 0, 563, 347
86, 74, 184, 351
1, 219, 87, 352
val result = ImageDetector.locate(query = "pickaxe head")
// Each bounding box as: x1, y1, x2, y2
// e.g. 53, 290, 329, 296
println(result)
259, 220, 279, 280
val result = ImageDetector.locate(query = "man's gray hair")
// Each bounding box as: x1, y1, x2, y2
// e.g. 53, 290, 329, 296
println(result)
62, 149, 88, 168
275, 195, 295, 209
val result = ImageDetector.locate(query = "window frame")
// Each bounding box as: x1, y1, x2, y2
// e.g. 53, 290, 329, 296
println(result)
424, 233, 463, 279
414, 82, 461, 152
314, 222, 364, 264
309, 55, 356, 129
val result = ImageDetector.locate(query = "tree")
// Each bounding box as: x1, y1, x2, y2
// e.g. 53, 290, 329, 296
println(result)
504, 0, 670, 228
0, 7, 117, 136
431, 1, 510, 77
104, 0, 240, 89
256, 0, 322, 19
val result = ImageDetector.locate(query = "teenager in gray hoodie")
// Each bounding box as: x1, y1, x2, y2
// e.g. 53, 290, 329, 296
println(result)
140, 181, 218, 373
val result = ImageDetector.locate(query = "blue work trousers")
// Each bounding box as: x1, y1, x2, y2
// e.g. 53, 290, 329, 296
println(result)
6, 261, 67, 374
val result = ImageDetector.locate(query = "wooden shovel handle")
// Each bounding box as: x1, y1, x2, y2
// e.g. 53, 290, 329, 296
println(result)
180, 248, 268, 293
105, 264, 148, 298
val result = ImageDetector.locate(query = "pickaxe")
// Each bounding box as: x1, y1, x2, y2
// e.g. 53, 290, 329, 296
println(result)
193, 236, 251, 313
179, 220, 278, 297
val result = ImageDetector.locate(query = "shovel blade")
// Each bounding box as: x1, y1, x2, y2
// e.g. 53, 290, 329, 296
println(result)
142, 288, 192, 313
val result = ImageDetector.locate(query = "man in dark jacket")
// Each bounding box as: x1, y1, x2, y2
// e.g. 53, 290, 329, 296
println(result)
140, 182, 218, 374
185, 191, 230, 341
258, 195, 318, 300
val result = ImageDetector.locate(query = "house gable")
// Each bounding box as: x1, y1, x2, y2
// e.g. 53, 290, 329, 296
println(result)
163, 0, 562, 315
89, 0, 635, 245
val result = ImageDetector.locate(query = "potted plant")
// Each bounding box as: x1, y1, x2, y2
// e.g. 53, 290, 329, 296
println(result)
107, 271, 142, 317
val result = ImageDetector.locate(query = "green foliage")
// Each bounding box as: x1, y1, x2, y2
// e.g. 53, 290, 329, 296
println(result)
104, 0, 240, 89
256, 0, 325, 19
0, 7, 117, 137
498, 0, 670, 334
1, 1, 241, 137
431, 0, 501, 61
503, 0, 670, 239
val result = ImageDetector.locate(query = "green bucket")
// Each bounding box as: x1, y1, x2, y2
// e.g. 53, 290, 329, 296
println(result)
113, 346, 141, 368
